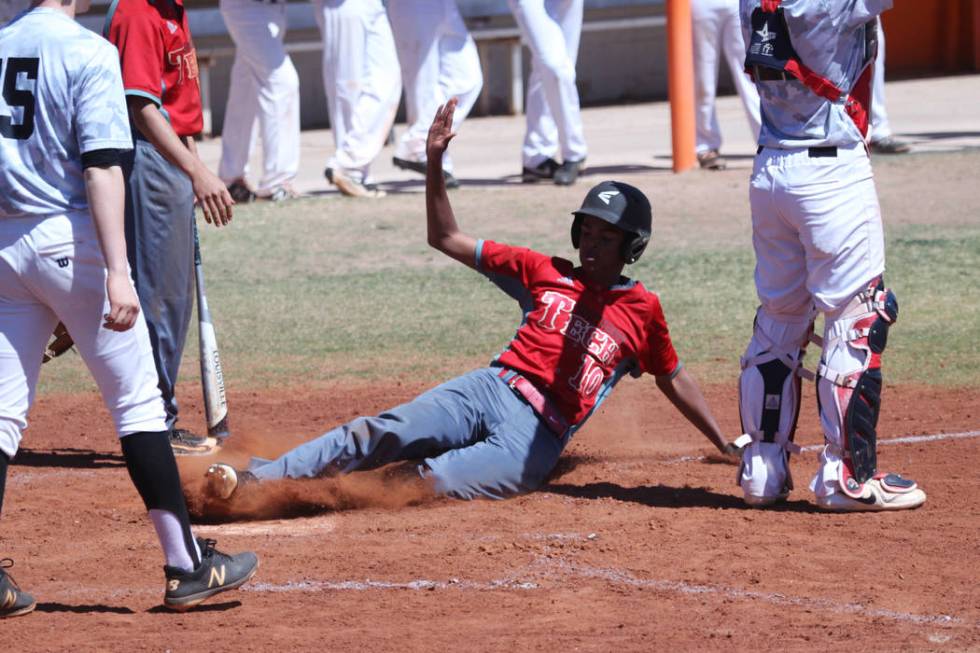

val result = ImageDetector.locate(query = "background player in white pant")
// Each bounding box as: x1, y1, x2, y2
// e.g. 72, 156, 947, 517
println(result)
735, 0, 925, 511
316, 0, 401, 199
509, 0, 588, 185
691, 0, 761, 170
0, 0, 257, 616
218, 0, 301, 203
387, 0, 482, 190
868, 17, 909, 155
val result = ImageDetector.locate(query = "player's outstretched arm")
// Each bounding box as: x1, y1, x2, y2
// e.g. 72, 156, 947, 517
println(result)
127, 96, 233, 228
425, 98, 477, 269
655, 367, 740, 457
84, 164, 140, 332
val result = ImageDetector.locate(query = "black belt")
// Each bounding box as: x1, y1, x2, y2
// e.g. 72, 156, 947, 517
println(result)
756, 145, 838, 158
753, 66, 791, 82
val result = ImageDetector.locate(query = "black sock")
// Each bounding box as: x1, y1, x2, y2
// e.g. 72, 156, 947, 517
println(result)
0, 451, 8, 517
120, 431, 199, 567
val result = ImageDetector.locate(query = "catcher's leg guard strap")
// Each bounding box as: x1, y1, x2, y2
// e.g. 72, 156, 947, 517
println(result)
737, 307, 813, 501
120, 431, 199, 567
816, 279, 897, 494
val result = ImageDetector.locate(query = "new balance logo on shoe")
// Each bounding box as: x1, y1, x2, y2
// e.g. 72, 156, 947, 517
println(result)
209, 564, 226, 588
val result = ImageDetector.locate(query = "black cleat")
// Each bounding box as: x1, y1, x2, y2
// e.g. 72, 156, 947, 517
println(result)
163, 538, 258, 611
553, 159, 585, 186
169, 429, 219, 457
226, 179, 256, 204
1, 559, 37, 619
392, 156, 460, 188
521, 157, 560, 183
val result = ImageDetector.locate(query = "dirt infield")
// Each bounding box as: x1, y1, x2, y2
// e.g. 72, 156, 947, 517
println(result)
2, 380, 978, 651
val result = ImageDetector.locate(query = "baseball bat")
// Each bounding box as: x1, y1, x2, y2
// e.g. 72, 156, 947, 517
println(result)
193, 223, 230, 439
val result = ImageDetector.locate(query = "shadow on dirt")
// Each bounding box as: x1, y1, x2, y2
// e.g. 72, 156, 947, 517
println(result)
544, 481, 821, 512
13, 448, 125, 469
36, 602, 134, 614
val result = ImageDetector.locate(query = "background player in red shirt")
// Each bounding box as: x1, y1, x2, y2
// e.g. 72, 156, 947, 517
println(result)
204, 99, 738, 503
105, 0, 234, 456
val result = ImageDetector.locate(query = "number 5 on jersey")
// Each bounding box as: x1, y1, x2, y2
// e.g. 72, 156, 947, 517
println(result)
0, 57, 39, 140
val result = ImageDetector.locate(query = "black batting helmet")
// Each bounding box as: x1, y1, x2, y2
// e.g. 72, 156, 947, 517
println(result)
570, 180, 652, 264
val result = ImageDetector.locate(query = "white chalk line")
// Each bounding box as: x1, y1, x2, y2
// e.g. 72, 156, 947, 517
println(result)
662, 429, 980, 465
240, 555, 974, 630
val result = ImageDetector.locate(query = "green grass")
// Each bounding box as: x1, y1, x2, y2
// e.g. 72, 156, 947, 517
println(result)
36, 154, 980, 395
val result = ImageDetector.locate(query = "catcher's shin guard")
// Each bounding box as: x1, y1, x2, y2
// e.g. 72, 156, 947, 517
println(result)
737, 308, 814, 505
815, 278, 904, 499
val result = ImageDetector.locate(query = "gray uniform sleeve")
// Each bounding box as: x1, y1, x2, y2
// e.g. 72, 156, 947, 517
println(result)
72, 41, 133, 154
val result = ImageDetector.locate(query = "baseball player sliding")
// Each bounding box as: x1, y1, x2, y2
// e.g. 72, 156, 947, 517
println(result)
204, 98, 740, 504
0, 0, 257, 617
734, 0, 925, 511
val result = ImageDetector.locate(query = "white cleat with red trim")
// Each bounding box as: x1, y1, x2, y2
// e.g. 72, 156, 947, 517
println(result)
815, 473, 926, 511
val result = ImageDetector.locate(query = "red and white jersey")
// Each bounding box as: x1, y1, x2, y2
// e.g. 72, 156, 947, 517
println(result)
478, 240, 680, 426
105, 0, 203, 137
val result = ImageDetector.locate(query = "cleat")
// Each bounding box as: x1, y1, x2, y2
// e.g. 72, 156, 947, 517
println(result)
697, 149, 727, 170
226, 179, 256, 204
0, 559, 36, 619
743, 490, 789, 507
263, 183, 300, 202
205, 463, 256, 500
392, 156, 459, 188
163, 539, 258, 611
869, 136, 911, 155
553, 159, 585, 186
816, 475, 926, 512
521, 157, 560, 183
205, 463, 239, 499
169, 429, 219, 457
330, 168, 386, 198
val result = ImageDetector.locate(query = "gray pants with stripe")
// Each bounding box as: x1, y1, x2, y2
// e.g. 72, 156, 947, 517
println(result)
248, 368, 567, 500
123, 138, 195, 430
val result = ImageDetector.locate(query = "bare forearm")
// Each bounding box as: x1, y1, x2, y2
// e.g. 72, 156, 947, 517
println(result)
425, 154, 476, 267
83, 165, 129, 274
128, 100, 200, 178
655, 367, 729, 453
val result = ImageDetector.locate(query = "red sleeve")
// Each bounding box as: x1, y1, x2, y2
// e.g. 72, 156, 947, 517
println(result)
639, 295, 680, 377
107, 7, 165, 103
477, 240, 552, 288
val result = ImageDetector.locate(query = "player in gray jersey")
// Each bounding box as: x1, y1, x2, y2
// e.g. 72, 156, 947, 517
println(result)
734, 0, 925, 511
0, 0, 256, 616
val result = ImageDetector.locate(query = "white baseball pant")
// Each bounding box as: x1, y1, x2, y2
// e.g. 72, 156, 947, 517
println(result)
387, 0, 483, 173
691, 0, 761, 154
0, 213, 167, 459
218, 0, 300, 194
316, 0, 402, 183
745, 142, 886, 499
508, 0, 588, 167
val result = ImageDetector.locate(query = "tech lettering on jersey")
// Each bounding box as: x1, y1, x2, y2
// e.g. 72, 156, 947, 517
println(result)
537, 290, 622, 397
166, 44, 198, 86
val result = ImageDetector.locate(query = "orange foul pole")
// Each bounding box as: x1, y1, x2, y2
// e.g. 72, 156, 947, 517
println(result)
666, 0, 697, 172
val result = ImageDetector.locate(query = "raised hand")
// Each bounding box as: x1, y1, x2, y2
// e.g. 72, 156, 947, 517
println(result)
426, 97, 458, 160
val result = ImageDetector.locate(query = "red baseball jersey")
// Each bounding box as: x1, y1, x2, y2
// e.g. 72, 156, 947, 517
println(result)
478, 240, 680, 426
104, 0, 203, 136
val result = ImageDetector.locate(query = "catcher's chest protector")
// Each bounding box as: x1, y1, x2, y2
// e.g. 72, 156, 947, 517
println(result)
745, 1, 878, 138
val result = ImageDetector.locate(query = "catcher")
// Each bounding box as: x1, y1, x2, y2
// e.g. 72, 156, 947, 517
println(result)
205, 98, 740, 502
